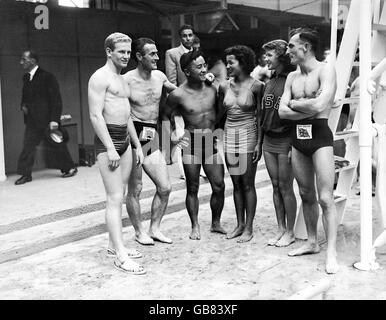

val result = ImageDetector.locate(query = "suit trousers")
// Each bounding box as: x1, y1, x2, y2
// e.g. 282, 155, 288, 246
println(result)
17, 123, 75, 176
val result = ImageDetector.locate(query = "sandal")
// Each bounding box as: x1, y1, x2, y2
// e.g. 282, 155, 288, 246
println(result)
113, 259, 146, 275
107, 248, 142, 259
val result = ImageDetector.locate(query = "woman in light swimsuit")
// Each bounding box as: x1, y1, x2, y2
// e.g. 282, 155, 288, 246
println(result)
218, 45, 264, 242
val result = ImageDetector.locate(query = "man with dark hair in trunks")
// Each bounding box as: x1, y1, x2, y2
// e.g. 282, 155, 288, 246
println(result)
164, 50, 226, 240
88, 32, 145, 274
123, 38, 176, 245
278, 27, 339, 274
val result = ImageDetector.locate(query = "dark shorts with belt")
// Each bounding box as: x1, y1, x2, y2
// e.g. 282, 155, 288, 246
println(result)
133, 121, 160, 157
291, 118, 333, 157
94, 124, 130, 157
181, 131, 219, 163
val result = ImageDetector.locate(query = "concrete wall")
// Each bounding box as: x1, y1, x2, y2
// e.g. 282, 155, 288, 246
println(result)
0, 1, 159, 173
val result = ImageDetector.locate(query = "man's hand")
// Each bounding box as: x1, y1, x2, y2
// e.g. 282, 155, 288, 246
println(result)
367, 79, 377, 95
107, 148, 120, 171
134, 147, 144, 167
252, 144, 262, 163
171, 128, 189, 149
49, 121, 59, 130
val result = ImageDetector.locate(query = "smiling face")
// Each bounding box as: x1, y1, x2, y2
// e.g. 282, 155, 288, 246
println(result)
186, 55, 207, 82
138, 43, 159, 71
286, 33, 306, 65
226, 54, 243, 77
264, 49, 280, 71
107, 41, 131, 69
180, 28, 194, 50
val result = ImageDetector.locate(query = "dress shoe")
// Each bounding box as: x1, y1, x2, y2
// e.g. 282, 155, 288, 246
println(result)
62, 167, 78, 178
15, 175, 32, 185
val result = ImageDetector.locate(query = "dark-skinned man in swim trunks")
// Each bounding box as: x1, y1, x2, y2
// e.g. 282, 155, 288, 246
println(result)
278, 27, 339, 274
163, 50, 226, 240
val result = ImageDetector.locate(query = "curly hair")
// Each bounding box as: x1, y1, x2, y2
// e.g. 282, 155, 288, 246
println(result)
224, 45, 256, 74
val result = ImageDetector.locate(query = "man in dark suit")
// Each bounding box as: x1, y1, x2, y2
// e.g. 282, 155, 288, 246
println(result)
15, 50, 77, 185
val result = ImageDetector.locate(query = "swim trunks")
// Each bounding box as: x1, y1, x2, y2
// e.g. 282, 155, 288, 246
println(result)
291, 118, 333, 157
94, 124, 130, 156
133, 121, 160, 157
181, 131, 219, 163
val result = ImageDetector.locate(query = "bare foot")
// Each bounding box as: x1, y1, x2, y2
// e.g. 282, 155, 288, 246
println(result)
275, 232, 295, 247
189, 225, 201, 240
149, 230, 173, 244
135, 233, 155, 246
288, 242, 320, 256
267, 231, 285, 246
237, 231, 254, 243
226, 226, 244, 239
326, 251, 339, 274
210, 223, 227, 234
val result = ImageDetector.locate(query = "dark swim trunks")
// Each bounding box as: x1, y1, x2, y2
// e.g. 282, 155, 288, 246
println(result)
291, 118, 333, 157
181, 131, 219, 162
94, 124, 130, 156
133, 121, 160, 157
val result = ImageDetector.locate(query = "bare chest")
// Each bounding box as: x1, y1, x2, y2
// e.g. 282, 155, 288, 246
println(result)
106, 76, 130, 99
181, 90, 215, 115
129, 79, 163, 107
291, 72, 321, 99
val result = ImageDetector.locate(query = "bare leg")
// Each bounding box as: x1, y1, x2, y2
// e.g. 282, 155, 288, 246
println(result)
98, 149, 144, 272
183, 154, 201, 240
126, 152, 154, 245
143, 150, 172, 244
264, 151, 286, 245
203, 153, 226, 234
225, 152, 246, 239
275, 153, 297, 247
288, 147, 320, 256
238, 153, 257, 243
313, 147, 339, 274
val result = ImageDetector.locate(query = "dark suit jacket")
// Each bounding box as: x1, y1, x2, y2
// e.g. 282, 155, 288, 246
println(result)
22, 67, 62, 129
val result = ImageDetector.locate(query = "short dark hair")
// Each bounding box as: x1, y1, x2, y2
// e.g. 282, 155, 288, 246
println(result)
179, 24, 194, 36
26, 50, 39, 63
132, 37, 155, 62
290, 27, 319, 54
180, 50, 203, 72
224, 45, 256, 74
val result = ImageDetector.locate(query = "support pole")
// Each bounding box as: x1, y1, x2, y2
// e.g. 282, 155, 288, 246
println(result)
0, 75, 7, 182
330, 0, 339, 64
354, 0, 374, 271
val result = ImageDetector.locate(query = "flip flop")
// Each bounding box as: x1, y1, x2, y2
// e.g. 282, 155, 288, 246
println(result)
107, 248, 142, 259
114, 259, 146, 275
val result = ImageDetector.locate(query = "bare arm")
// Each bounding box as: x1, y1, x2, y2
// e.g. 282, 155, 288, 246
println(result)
289, 64, 337, 114
162, 75, 178, 94
253, 80, 264, 163
88, 73, 115, 151
216, 82, 227, 128
368, 57, 386, 94
278, 73, 311, 120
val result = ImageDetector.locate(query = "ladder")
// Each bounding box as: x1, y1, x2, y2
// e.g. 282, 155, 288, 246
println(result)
294, 0, 386, 241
